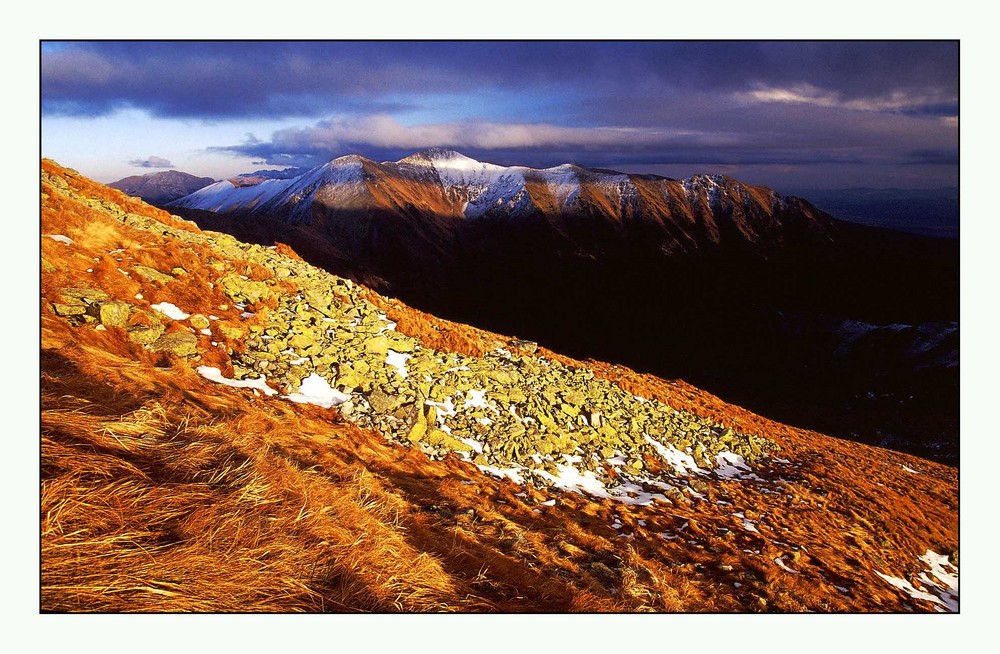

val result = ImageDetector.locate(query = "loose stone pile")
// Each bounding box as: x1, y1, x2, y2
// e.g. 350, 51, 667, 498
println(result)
205, 236, 776, 480
44, 169, 777, 494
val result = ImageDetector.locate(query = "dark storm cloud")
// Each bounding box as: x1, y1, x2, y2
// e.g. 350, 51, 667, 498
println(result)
41, 41, 958, 121
903, 149, 960, 166
128, 155, 173, 168
41, 41, 958, 188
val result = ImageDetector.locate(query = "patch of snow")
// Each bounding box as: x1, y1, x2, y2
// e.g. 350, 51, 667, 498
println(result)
385, 350, 411, 378
900, 464, 921, 474
774, 556, 801, 574
916, 550, 959, 612
609, 480, 668, 506
426, 397, 456, 433
733, 512, 761, 534
463, 389, 489, 409
534, 463, 611, 500
284, 373, 351, 408
460, 437, 484, 454
684, 486, 706, 500
135, 294, 143, 299
151, 302, 190, 320
715, 451, 761, 480
377, 314, 397, 333
47, 234, 73, 244
199, 328, 211, 335
197, 366, 277, 396
240, 311, 256, 318
876, 572, 946, 608
478, 465, 525, 484
645, 435, 706, 475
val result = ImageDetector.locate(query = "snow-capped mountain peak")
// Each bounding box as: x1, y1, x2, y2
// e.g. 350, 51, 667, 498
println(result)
399, 147, 481, 168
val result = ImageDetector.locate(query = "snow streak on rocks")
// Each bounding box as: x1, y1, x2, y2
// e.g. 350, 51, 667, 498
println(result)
876, 550, 959, 612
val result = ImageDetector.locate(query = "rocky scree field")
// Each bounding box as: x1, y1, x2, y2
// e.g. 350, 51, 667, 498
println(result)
40, 160, 958, 613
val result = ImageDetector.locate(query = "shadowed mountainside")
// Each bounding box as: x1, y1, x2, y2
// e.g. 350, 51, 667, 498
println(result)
167, 150, 959, 463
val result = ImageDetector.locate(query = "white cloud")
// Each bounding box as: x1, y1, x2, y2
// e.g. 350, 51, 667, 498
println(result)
265, 114, 714, 153
737, 84, 952, 113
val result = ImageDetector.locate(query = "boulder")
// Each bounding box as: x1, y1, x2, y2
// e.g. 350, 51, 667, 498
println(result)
127, 323, 166, 345
218, 275, 272, 304
98, 301, 131, 328
149, 331, 198, 356
133, 266, 175, 284
53, 303, 86, 316
59, 287, 109, 304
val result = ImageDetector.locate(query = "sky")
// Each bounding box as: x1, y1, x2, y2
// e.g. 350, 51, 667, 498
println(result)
40, 41, 958, 191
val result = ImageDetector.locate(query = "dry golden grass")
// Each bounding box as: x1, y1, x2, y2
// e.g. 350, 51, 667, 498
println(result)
39, 160, 958, 613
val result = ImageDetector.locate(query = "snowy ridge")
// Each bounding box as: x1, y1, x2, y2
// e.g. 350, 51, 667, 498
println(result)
170, 178, 297, 213
683, 174, 729, 209
170, 156, 368, 220
400, 148, 531, 218
172, 148, 798, 227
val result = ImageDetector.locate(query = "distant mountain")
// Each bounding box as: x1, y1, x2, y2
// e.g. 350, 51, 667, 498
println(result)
169, 149, 959, 463
172, 148, 835, 254
109, 170, 216, 205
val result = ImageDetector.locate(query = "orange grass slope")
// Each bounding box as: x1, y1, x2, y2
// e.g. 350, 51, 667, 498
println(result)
40, 159, 958, 613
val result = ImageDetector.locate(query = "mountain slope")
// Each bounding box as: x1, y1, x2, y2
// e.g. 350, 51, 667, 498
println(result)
109, 169, 216, 204
171, 148, 835, 254
169, 150, 959, 464
41, 159, 958, 613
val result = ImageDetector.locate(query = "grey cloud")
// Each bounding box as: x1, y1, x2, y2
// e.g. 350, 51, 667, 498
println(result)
128, 156, 173, 168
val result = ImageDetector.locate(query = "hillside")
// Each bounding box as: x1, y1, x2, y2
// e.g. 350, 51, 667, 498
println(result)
41, 159, 958, 612
168, 149, 959, 464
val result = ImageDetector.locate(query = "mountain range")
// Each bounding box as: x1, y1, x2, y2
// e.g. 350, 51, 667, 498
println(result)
160, 149, 959, 464
40, 159, 959, 612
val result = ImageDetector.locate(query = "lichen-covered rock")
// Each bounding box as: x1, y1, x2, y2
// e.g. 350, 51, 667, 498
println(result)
53, 303, 86, 316
133, 266, 175, 284
128, 323, 166, 345
98, 301, 131, 328
149, 331, 198, 356
59, 287, 109, 304
218, 275, 272, 304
